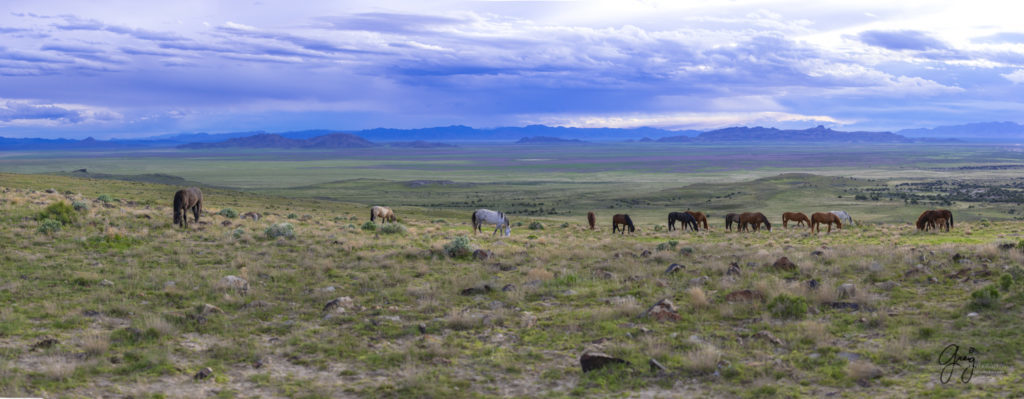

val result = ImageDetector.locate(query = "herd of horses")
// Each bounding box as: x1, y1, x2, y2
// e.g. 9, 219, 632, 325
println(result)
169, 187, 955, 236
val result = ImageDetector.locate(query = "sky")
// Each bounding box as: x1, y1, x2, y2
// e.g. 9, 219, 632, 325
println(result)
2, 0, 1024, 138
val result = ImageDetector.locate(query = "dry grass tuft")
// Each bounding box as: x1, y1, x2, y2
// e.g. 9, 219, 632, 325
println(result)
525, 268, 554, 281
687, 286, 709, 309
684, 344, 722, 373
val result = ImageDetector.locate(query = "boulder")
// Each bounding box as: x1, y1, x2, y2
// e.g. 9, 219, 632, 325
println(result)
688, 276, 710, 286
724, 289, 764, 302
645, 298, 681, 322
726, 262, 741, 276
838, 283, 856, 299
217, 275, 249, 294
473, 249, 494, 260
460, 284, 493, 296
773, 257, 797, 271
323, 296, 353, 313
580, 351, 630, 372
664, 263, 685, 274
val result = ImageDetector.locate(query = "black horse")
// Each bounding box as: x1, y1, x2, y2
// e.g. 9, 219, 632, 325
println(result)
724, 213, 740, 231
668, 212, 698, 231
173, 187, 203, 228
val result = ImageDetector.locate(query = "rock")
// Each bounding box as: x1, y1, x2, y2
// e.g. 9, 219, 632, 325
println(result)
645, 298, 681, 322
755, 331, 785, 346
806, 279, 820, 290
946, 267, 971, 279
998, 242, 1016, 250
100, 279, 114, 287
473, 249, 494, 260
679, 247, 694, 255
649, 358, 668, 373
498, 264, 517, 272
928, 276, 939, 284
688, 275, 710, 286
45, 188, 57, 193
221, 220, 232, 227
773, 257, 797, 271
418, 323, 428, 334
827, 302, 860, 311
580, 351, 630, 372
726, 262, 741, 276
217, 275, 249, 294
322, 296, 353, 313
838, 283, 856, 299
164, 281, 176, 289
868, 261, 883, 272
30, 337, 59, 351
501, 284, 516, 292
199, 304, 224, 315
194, 367, 214, 380
242, 212, 261, 221
640, 250, 652, 258
724, 289, 764, 302
874, 281, 900, 291
242, 300, 272, 310
321, 286, 336, 293
837, 351, 861, 361
664, 263, 685, 274
460, 284, 493, 296
810, 250, 824, 257
952, 253, 964, 262
967, 312, 979, 318
594, 270, 615, 280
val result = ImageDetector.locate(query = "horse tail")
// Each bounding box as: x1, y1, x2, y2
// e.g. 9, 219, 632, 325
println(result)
949, 213, 954, 228
173, 191, 183, 226
471, 211, 477, 233
370, 208, 375, 222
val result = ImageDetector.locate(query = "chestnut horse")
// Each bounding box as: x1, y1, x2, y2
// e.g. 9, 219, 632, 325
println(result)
685, 211, 709, 230
782, 212, 809, 228
724, 213, 740, 231
810, 212, 842, 233
668, 212, 698, 231
587, 211, 596, 230
738, 212, 771, 232
916, 209, 951, 231
173, 187, 203, 228
612, 214, 635, 234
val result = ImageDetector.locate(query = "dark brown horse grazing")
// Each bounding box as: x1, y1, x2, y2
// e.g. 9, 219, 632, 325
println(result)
916, 209, 951, 231
934, 209, 953, 231
724, 213, 740, 231
668, 212, 698, 231
915, 210, 935, 231
173, 187, 203, 228
810, 212, 841, 233
685, 211, 709, 230
782, 212, 810, 228
612, 214, 635, 234
587, 211, 596, 230
738, 212, 771, 232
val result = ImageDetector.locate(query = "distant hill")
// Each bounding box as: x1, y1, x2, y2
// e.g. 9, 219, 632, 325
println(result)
354, 125, 691, 142
387, 141, 457, 148
656, 135, 695, 142
178, 132, 375, 149
516, 136, 588, 144
696, 125, 912, 143
898, 122, 1024, 141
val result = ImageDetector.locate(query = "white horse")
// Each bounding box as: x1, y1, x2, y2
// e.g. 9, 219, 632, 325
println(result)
472, 209, 511, 236
829, 210, 853, 226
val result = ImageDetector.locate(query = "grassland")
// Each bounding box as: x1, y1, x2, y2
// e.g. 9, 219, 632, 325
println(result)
2, 171, 1024, 398
2, 142, 1024, 397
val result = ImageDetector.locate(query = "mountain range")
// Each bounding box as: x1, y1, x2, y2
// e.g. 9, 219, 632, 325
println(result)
4, 122, 1019, 151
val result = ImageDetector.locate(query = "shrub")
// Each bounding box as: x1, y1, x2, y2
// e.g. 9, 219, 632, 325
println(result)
528, 221, 544, 230
999, 274, 1013, 291
97, 194, 114, 203
37, 202, 77, 226
287, 213, 298, 219
217, 208, 238, 218
656, 240, 679, 251
969, 285, 999, 310
768, 294, 808, 319
378, 223, 407, 235
37, 218, 63, 235
361, 221, 377, 231
444, 236, 474, 259
264, 223, 294, 239
232, 228, 245, 239
654, 225, 664, 232
72, 200, 90, 212
560, 222, 569, 228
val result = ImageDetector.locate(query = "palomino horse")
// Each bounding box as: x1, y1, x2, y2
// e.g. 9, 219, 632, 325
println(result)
738, 212, 771, 232
612, 214, 635, 234
668, 212, 698, 231
587, 212, 596, 230
472, 209, 511, 236
782, 212, 810, 228
724, 213, 740, 231
173, 187, 203, 228
685, 211, 709, 230
810, 212, 842, 233
370, 206, 396, 223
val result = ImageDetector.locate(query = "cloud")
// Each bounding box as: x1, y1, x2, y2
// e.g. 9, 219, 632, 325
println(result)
524, 111, 849, 130
319, 12, 466, 34
1003, 69, 1024, 84
857, 30, 949, 51
0, 98, 122, 126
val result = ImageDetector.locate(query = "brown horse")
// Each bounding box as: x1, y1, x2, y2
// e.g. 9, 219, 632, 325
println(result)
587, 211, 596, 230
724, 213, 740, 231
612, 214, 635, 234
916, 209, 951, 231
370, 206, 396, 223
738, 212, 771, 232
934, 209, 953, 231
915, 210, 935, 231
782, 212, 810, 228
685, 210, 709, 230
810, 212, 841, 233
173, 187, 203, 228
